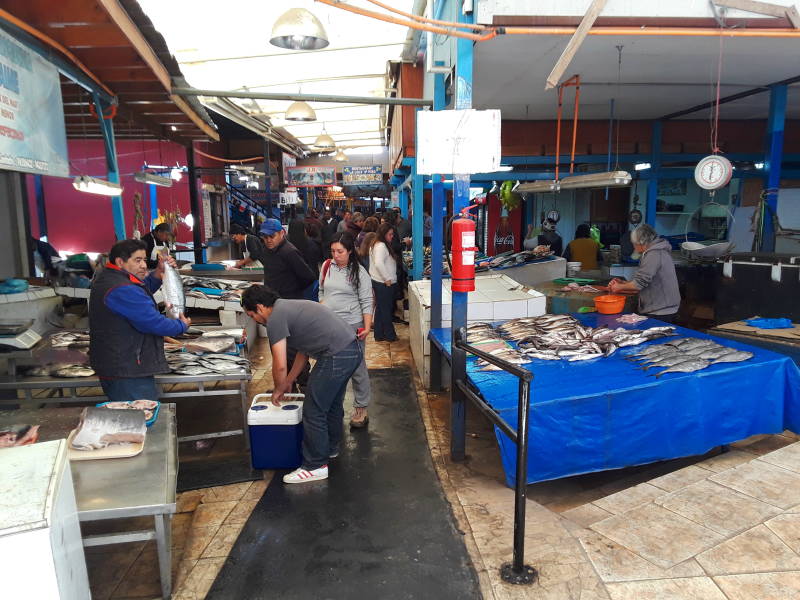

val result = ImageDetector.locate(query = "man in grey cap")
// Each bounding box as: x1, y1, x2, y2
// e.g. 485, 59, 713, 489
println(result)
259, 218, 315, 299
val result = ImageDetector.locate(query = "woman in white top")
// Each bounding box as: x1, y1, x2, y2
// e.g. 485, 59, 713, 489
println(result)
319, 232, 373, 428
368, 223, 398, 342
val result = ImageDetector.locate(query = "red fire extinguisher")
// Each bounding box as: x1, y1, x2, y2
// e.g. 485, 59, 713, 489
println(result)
450, 195, 485, 292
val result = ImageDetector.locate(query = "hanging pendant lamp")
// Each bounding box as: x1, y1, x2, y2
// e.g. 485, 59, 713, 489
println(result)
270, 8, 329, 50
314, 125, 335, 150
333, 148, 347, 162
285, 100, 316, 122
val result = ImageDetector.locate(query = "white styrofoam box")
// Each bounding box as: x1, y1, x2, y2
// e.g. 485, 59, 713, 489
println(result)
527, 297, 546, 316
468, 301, 494, 321
494, 300, 528, 320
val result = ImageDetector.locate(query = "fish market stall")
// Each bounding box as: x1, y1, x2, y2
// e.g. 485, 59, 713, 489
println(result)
477, 255, 568, 287
429, 314, 800, 486
532, 280, 638, 315
0, 404, 178, 599
0, 330, 252, 446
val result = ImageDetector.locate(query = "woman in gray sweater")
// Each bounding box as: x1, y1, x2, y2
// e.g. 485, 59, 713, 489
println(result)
320, 232, 374, 428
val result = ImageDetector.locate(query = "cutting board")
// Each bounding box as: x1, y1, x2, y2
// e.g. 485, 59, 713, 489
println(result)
715, 319, 800, 341
66, 429, 144, 461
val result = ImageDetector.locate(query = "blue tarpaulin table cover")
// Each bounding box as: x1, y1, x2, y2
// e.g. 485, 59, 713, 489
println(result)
429, 314, 800, 487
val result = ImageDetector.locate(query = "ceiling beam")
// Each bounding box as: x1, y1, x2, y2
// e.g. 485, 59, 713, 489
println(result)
173, 87, 433, 107
40, 23, 129, 47
546, 0, 608, 90
712, 0, 800, 28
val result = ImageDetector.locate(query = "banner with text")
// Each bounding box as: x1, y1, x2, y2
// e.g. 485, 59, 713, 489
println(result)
342, 165, 383, 186
0, 30, 69, 177
286, 165, 336, 187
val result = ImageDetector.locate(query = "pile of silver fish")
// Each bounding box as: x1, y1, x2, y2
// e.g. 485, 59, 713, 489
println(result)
50, 331, 91, 349
23, 363, 95, 378
496, 315, 677, 362
181, 276, 250, 291
465, 323, 525, 370
628, 337, 754, 378
185, 289, 243, 302
165, 351, 249, 376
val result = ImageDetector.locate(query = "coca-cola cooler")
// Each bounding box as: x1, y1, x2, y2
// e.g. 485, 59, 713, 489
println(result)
715, 253, 800, 324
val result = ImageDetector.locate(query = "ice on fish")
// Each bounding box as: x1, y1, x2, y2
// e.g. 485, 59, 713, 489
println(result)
71, 407, 146, 450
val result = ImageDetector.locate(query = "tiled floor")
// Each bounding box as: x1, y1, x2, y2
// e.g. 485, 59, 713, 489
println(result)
84, 324, 800, 599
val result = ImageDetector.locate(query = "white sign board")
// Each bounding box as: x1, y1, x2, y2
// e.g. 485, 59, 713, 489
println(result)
201, 190, 213, 239
416, 109, 501, 175
390, 190, 399, 208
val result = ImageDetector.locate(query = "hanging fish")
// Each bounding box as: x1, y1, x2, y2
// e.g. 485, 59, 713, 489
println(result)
162, 262, 186, 319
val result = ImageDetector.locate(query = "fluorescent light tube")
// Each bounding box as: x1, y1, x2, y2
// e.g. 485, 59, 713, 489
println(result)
72, 176, 124, 196
134, 171, 173, 187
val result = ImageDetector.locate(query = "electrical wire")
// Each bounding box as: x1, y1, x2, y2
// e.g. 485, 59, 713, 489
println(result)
613, 46, 623, 171
711, 32, 725, 154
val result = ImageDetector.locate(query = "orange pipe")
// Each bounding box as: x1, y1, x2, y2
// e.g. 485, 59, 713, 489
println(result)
503, 26, 800, 38
555, 86, 564, 182
363, 0, 489, 31
194, 149, 264, 163
0, 9, 116, 98
315, 0, 497, 42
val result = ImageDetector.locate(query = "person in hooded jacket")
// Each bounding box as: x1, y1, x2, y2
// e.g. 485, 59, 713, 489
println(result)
608, 224, 680, 322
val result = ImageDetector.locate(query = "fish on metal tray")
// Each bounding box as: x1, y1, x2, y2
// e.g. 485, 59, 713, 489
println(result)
71, 407, 146, 450
654, 359, 710, 378
53, 364, 95, 378
710, 351, 754, 365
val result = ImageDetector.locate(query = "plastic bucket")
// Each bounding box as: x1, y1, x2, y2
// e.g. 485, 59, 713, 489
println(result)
594, 294, 626, 314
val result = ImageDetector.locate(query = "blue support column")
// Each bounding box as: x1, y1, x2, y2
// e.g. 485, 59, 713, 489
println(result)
149, 184, 158, 228
92, 92, 125, 241
763, 84, 787, 252
411, 155, 425, 280
429, 62, 448, 392
399, 187, 409, 218
646, 120, 662, 227
34, 175, 47, 239
451, 4, 475, 463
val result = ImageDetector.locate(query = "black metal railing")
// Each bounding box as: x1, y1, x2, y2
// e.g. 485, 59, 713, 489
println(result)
452, 327, 538, 585
226, 183, 267, 218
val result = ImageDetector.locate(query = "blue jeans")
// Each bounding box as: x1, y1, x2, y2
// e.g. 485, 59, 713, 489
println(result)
302, 340, 362, 470
99, 376, 160, 402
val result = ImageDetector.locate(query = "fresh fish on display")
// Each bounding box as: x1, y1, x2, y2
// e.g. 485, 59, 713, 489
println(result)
697, 347, 739, 361
202, 328, 246, 341
23, 364, 57, 377
52, 364, 96, 378
71, 407, 146, 450
50, 331, 91, 347
162, 262, 186, 319
0, 424, 40, 448
641, 355, 694, 370
172, 365, 216, 376
568, 353, 604, 361
102, 400, 158, 421
654, 359, 710, 378
617, 313, 648, 325
183, 337, 237, 354
711, 351, 754, 364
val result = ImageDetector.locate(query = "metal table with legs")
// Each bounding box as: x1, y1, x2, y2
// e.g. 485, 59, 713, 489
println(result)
0, 404, 178, 599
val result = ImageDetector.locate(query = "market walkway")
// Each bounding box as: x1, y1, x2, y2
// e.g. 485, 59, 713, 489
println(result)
205, 365, 482, 600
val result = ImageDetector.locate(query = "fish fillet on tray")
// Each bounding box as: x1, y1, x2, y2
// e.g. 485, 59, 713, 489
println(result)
69, 407, 147, 459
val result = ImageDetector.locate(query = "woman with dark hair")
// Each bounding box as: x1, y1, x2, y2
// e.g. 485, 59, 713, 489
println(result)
319, 232, 373, 428
563, 223, 602, 270
357, 216, 379, 249
288, 217, 308, 257
368, 223, 398, 342
304, 222, 323, 277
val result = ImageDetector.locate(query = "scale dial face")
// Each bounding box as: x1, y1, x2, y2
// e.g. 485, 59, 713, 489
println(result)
546, 210, 560, 223
694, 155, 733, 190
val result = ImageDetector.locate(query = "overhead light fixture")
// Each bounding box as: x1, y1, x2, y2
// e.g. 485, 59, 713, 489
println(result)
285, 100, 316, 122
333, 148, 347, 162
170, 125, 177, 132
754, 162, 765, 170
72, 175, 123, 196
238, 174, 250, 182
516, 180, 560, 193
134, 171, 173, 187
170, 167, 183, 181
634, 162, 651, 171
246, 180, 259, 189
270, 8, 329, 50
313, 125, 335, 150
559, 171, 632, 190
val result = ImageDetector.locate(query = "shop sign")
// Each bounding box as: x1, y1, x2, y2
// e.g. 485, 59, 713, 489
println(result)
286, 165, 336, 187
201, 190, 213, 239
342, 165, 383, 185
0, 30, 68, 177
282, 152, 296, 180
416, 109, 501, 175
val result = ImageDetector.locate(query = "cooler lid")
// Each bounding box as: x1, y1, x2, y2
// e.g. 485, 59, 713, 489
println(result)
248, 394, 304, 425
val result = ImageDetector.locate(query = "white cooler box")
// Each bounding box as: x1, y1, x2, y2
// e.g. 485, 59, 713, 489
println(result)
248, 394, 304, 469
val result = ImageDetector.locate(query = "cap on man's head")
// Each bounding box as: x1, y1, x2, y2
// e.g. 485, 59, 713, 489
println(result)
230, 224, 247, 235
259, 219, 283, 236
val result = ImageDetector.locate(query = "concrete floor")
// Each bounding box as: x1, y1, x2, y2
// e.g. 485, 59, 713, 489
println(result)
85, 324, 800, 599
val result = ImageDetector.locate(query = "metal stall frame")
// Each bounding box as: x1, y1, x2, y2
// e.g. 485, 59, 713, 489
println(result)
452, 327, 537, 585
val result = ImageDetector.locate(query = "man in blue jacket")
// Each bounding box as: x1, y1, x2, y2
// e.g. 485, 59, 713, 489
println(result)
89, 239, 190, 402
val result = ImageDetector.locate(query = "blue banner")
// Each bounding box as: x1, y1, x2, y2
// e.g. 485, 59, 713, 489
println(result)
342, 165, 383, 186
0, 30, 69, 177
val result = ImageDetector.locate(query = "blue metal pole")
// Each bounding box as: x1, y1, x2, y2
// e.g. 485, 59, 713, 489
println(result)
92, 93, 125, 240
400, 186, 409, 219
149, 183, 158, 228
450, 3, 474, 463
762, 83, 786, 252
411, 150, 425, 280
34, 175, 47, 239
646, 121, 662, 226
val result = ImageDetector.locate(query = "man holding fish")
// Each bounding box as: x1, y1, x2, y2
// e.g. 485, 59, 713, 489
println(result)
89, 239, 190, 403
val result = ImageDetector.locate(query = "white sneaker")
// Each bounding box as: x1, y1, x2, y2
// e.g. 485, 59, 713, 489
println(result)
283, 465, 329, 484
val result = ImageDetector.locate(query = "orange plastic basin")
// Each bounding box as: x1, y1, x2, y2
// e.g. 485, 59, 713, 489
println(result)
594, 294, 626, 315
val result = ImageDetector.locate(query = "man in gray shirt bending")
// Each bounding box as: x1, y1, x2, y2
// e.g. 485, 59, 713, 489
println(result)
242, 285, 362, 484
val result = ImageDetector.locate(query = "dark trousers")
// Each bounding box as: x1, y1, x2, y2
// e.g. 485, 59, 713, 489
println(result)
372, 281, 398, 341
100, 376, 159, 402
643, 313, 677, 324
301, 341, 362, 469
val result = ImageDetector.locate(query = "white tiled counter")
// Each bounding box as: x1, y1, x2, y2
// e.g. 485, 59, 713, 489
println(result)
409, 274, 546, 389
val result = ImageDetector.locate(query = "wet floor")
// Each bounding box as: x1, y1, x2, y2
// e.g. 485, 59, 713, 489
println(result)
206, 366, 481, 600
